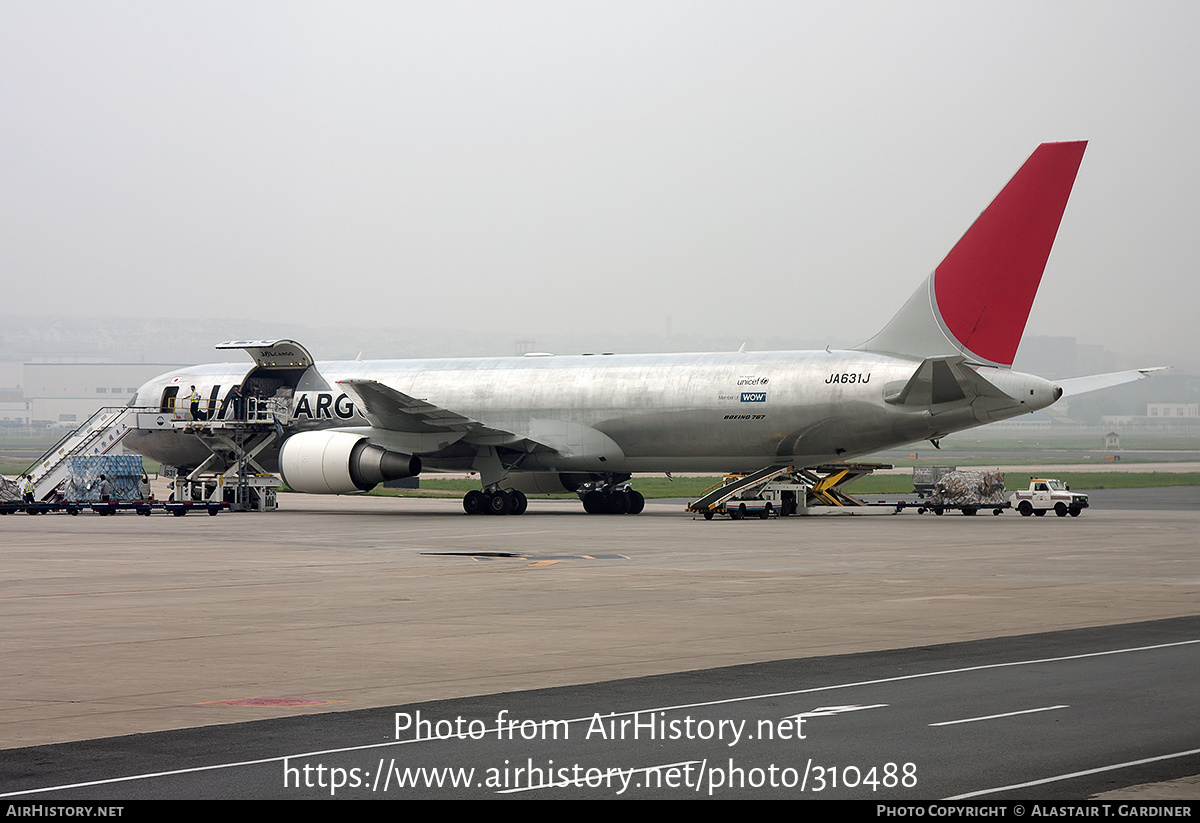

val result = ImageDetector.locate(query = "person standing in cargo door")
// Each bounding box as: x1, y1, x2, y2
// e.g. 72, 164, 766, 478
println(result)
228, 383, 245, 420
188, 385, 200, 420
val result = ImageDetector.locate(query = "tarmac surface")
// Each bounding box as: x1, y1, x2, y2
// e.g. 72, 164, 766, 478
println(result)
0, 486, 1197, 799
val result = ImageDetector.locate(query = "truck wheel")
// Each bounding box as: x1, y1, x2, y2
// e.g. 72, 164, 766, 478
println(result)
962, 507, 977, 516
1069, 507, 1081, 517
1018, 501, 1033, 517
934, 508, 943, 516
1055, 502, 1068, 517
703, 510, 714, 520
1034, 509, 1046, 516
759, 503, 772, 520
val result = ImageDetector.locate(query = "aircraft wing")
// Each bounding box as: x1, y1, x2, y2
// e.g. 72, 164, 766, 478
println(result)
1056, 367, 1167, 397
337, 379, 547, 450
339, 378, 482, 433
338, 378, 627, 466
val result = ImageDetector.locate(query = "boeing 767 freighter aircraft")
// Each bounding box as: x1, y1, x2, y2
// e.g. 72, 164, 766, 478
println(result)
125, 141, 1155, 515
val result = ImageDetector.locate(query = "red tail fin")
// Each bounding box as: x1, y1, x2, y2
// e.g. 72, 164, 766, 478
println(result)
857, 142, 1087, 367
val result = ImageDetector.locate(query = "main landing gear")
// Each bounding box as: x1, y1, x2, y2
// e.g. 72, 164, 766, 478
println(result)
580, 486, 645, 515
462, 488, 528, 516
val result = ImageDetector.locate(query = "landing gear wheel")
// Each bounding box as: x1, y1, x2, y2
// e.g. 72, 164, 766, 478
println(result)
608, 491, 630, 515
1018, 501, 1033, 517
582, 491, 604, 514
508, 489, 528, 515
463, 490, 485, 515
626, 490, 645, 515
487, 490, 510, 515
1054, 502, 1068, 517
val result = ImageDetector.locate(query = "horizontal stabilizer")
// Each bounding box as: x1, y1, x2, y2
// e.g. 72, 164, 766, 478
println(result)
884, 356, 1012, 408
1055, 367, 1167, 397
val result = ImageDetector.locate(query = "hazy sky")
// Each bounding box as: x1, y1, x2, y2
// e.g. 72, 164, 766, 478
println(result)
3, 1, 1197, 365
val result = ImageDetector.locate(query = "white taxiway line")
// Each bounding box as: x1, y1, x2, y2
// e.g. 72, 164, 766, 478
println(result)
945, 748, 1200, 799
929, 704, 1069, 726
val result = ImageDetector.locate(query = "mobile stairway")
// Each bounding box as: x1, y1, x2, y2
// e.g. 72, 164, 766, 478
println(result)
23, 406, 147, 501
686, 465, 796, 519
688, 462, 893, 520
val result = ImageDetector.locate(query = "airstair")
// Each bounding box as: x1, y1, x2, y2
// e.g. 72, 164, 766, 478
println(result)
23, 406, 148, 501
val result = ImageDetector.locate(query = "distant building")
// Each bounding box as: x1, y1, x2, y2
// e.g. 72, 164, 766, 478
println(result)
23, 363, 185, 426
0, 386, 30, 424
1104, 431, 1121, 450
1146, 403, 1198, 418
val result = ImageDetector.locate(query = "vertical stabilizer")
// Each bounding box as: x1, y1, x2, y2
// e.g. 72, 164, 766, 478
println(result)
856, 141, 1087, 367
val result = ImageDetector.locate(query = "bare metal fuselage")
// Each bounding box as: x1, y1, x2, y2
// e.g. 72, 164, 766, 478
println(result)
126, 350, 1059, 480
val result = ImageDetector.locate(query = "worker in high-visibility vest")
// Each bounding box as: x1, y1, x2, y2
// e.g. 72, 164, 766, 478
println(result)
188, 385, 200, 420
21, 474, 34, 504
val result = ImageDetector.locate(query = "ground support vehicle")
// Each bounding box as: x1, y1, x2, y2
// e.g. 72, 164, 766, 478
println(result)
1010, 478, 1089, 517
688, 463, 890, 520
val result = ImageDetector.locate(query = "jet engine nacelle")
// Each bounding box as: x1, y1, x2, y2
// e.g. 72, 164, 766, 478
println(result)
278, 431, 421, 494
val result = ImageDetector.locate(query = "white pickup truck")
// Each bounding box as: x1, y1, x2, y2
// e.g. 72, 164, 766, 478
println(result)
1010, 478, 1089, 517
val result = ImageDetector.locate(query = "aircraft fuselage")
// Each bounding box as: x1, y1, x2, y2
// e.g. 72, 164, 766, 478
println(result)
126, 350, 1059, 478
